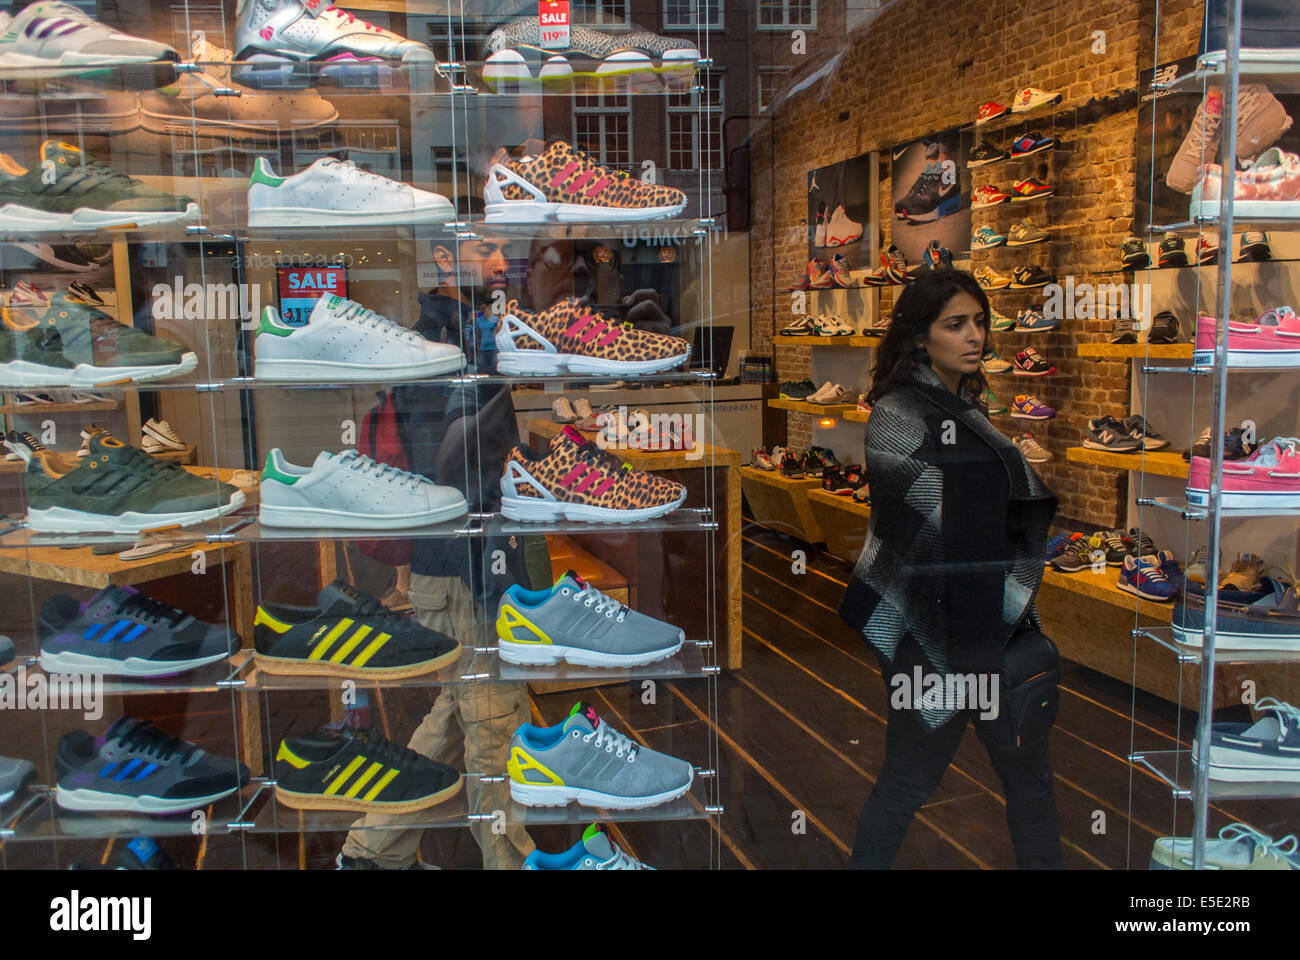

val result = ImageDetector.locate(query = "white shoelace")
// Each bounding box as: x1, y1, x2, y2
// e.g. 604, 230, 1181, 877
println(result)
1253, 696, 1300, 738
1218, 823, 1299, 861
574, 582, 628, 622
341, 452, 423, 490
332, 297, 422, 345
584, 722, 638, 761
319, 157, 407, 192
598, 844, 646, 869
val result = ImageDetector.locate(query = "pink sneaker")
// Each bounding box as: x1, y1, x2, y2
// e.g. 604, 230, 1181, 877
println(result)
1188, 437, 1300, 509
1194, 306, 1300, 367
1190, 147, 1300, 218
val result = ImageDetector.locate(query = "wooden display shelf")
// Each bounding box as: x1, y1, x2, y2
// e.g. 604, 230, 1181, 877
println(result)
1077, 342, 1193, 359
767, 398, 856, 416
1042, 567, 1173, 623
740, 465, 823, 543
805, 488, 871, 562
774, 335, 862, 346
842, 408, 871, 424
849, 334, 885, 347
1065, 447, 1189, 479
0, 400, 120, 415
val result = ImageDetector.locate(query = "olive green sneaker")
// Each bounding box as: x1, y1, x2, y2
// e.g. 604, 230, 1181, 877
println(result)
2, 291, 195, 387
22, 433, 244, 534
0, 140, 197, 232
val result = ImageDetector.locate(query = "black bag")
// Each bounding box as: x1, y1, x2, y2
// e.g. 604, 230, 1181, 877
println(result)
990, 626, 1060, 750
1202, 0, 1300, 53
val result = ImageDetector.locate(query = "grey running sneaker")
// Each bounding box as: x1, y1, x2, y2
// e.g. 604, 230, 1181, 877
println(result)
0, 755, 34, 804
0, 1, 179, 83
1166, 90, 1222, 194
1083, 416, 1142, 452
482, 18, 699, 91
524, 824, 654, 870
1167, 84, 1294, 193
509, 701, 694, 809
233, 0, 433, 88
496, 572, 684, 667
56, 716, 248, 814
1006, 218, 1049, 246
1015, 432, 1051, 463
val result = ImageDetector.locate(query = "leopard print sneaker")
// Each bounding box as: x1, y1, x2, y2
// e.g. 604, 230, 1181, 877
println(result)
495, 296, 690, 376
484, 140, 687, 223
501, 425, 687, 522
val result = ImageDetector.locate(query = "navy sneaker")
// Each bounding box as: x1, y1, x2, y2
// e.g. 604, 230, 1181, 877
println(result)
56, 717, 248, 814
1197, 698, 1300, 782
1175, 580, 1300, 651
967, 141, 1009, 167
1118, 555, 1177, 602
1009, 132, 1058, 157
70, 837, 180, 870
38, 586, 238, 678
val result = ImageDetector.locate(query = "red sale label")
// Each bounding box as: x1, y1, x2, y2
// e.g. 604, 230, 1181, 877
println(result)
539, 0, 569, 48
277, 265, 347, 327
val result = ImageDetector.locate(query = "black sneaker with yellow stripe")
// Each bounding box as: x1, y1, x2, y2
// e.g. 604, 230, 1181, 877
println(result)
274, 725, 462, 813
253, 581, 460, 679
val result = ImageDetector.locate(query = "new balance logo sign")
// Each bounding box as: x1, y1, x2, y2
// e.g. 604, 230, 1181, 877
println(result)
50, 891, 151, 940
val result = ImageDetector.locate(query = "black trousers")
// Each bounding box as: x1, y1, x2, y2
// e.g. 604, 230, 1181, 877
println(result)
850, 677, 1062, 869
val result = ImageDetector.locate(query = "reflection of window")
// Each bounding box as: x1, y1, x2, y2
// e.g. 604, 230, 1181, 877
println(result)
667, 72, 723, 170
429, 147, 470, 210
574, 92, 631, 166
664, 0, 722, 28
757, 67, 789, 112
758, 0, 816, 28
573, 0, 630, 27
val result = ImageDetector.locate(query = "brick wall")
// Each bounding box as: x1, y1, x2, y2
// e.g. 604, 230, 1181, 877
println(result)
751, 0, 1204, 526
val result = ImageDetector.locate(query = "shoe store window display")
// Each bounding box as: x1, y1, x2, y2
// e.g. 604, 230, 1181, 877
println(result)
837, 270, 1063, 868
339, 206, 537, 870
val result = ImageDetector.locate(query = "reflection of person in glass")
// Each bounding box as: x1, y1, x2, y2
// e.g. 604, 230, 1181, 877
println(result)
338, 228, 538, 870
525, 235, 671, 331
839, 270, 1062, 869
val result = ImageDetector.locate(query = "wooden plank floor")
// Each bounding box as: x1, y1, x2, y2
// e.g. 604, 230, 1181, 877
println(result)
3, 526, 1296, 869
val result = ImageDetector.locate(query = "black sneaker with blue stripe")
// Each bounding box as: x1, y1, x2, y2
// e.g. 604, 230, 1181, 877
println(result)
38, 585, 238, 678
56, 717, 248, 815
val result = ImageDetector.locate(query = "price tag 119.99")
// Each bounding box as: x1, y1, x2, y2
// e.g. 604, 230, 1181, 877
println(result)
539, 0, 569, 49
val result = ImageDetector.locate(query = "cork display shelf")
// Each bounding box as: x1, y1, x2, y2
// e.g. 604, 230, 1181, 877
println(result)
740, 466, 823, 543
0, 400, 120, 415
805, 488, 870, 562
1076, 343, 1194, 360
767, 398, 856, 416
842, 408, 871, 424
1065, 447, 1190, 479
527, 420, 742, 670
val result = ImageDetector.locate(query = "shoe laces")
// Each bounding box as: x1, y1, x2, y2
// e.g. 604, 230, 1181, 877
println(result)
342, 452, 422, 490
325, 6, 383, 31
583, 722, 638, 761
345, 726, 429, 768
116, 719, 194, 762
598, 841, 647, 869
567, 143, 630, 182
116, 591, 186, 627
571, 580, 629, 622
575, 439, 626, 474
319, 157, 399, 188
110, 444, 189, 481
1253, 697, 1300, 738
1217, 823, 1299, 860
333, 297, 420, 343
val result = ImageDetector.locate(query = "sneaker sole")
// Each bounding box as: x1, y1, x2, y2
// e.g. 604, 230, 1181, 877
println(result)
484, 199, 686, 223
248, 201, 454, 227
1171, 622, 1300, 650
1116, 579, 1175, 602
497, 637, 683, 667
139, 107, 338, 139
257, 498, 468, 530
1010, 192, 1054, 202
1199, 747, 1300, 781
1006, 236, 1048, 246
254, 353, 466, 381
1013, 324, 1059, 332
500, 488, 686, 523
1186, 485, 1300, 509
40, 648, 233, 677
1191, 198, 1300, 219
0, 353, 198, 388
482, 49, 697, 90
56, 783, 239, 814
1010, 411, 1053, 419
1082, 439, 1141, 451
253, 644, 463, 679
28, 491, 246, 535
1193, 348, 1300, 367
0, 53, 178, 87
0, 202, 198, 232
509, 772, 692, 809
275, 776, 462, 813
495, 349, 689, 376
1013, 368, 1054, 376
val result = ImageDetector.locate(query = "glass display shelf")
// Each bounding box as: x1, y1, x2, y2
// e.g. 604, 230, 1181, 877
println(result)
1137, 626, 1300, 665
3, 783, 263, 842
509, 777, 718, 825
459, 216, 715, 241
482, 507, 717, 537
1129, 749, 1300, 801
1154, 48, 1300, 95
3, 656, 244, 697
1149, 215, 1300, 233
493, 639, 715, 683
1138, 496, 1300, 521
249, 775, 478, 834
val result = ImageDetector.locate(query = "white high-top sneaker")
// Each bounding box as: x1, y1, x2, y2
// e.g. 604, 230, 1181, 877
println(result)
253, 295, 463, 380
824, 204, 862, 247
247, 156, 454, 227
258, 448, 467, 529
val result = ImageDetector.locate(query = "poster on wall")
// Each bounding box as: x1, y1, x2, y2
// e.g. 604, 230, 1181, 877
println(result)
1138, 54, 1300, 230
889, 126, 973, 265
806, 152, 872, 270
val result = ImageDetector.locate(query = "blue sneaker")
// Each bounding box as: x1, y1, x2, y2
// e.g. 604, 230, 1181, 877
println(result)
523, 823, 654, 870
972, 225, 1007, 250
1198, 698, 1300, 783
1117, 555, 1176, 602
1014, 308, 1060, 332
924, 240, 953, 270
1044, 532, 1083, 564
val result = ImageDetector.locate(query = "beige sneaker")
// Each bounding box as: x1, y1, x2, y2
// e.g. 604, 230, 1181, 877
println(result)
141, 418, 185, 453
552, 397, 578, 423
77, 422, 107, 458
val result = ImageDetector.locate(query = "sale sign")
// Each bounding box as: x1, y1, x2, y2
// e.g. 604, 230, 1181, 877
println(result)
276, 264, 347, 327
539, 0, 569, 49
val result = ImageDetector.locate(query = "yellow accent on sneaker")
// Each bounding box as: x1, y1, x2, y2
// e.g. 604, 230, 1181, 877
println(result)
496, 605, 552, 646
507, 746, 564, 786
